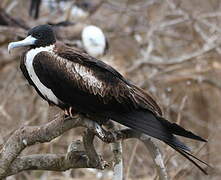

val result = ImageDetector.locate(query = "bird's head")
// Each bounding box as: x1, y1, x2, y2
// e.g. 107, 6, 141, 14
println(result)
8, 24, 56, 53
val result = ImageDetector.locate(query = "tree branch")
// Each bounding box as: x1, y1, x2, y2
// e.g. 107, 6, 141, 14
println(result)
105, 122, 123, 180
6, 141, 90, 176
0, 115, 82, 178
0, 113, 168, 179
83, 129, 108, 169
140, 135, 168, 180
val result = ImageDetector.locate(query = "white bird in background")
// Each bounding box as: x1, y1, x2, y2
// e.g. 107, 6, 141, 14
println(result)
81, 25, 108, 57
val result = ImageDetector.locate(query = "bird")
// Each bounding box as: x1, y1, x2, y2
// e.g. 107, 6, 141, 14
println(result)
29, 0, 42, 19
8, 24, 209, 174
81, 25, 108, 57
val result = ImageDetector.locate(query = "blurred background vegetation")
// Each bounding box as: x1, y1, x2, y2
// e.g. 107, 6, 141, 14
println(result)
0, 0, 221, 179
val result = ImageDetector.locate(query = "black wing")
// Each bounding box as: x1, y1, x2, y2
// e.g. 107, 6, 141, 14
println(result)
32, 45, 162, 116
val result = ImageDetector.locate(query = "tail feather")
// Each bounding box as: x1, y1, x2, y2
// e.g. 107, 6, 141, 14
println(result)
168, 144, 209, 175
158, 117, 207, 142
118, 114, 190, 151
110, 109, 209, 174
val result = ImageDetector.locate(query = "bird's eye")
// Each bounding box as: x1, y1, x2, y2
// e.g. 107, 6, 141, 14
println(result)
34, 33, 42, 38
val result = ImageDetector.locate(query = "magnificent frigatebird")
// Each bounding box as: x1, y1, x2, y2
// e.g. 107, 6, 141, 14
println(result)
8, 24, 208, 174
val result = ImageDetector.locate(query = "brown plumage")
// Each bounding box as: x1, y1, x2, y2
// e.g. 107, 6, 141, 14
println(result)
53, 43, 162, 115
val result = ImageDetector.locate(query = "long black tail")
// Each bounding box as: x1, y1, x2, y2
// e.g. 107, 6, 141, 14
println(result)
110, 109, 209, 174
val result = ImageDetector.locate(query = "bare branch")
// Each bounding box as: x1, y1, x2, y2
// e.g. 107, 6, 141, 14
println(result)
6, 141, 91, 177
112, 141, 123, 180
140, 135, 168, 180
83, 129, 107, 169
0, 115, 82, 178
0, 113, 131, 179
105, 122, 123, 180
0, 111, 169, 179
125, 140, 138, 180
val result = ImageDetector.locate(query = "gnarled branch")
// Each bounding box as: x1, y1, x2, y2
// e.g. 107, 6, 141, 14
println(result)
0, 114, 168, 180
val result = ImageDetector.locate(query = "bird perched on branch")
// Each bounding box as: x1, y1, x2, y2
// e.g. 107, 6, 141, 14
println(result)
8, 24, 209, 174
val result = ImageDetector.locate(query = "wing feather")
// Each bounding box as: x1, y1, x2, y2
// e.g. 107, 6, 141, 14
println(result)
33, 44, 162, 116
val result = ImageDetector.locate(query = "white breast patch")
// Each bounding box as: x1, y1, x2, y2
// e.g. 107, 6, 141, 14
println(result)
25, 45, 59, 105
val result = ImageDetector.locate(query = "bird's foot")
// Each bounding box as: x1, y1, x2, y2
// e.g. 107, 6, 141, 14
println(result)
64, 107, 75, 118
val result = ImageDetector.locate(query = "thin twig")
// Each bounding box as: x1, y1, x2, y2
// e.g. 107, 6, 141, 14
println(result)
125, 140, 139, 180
